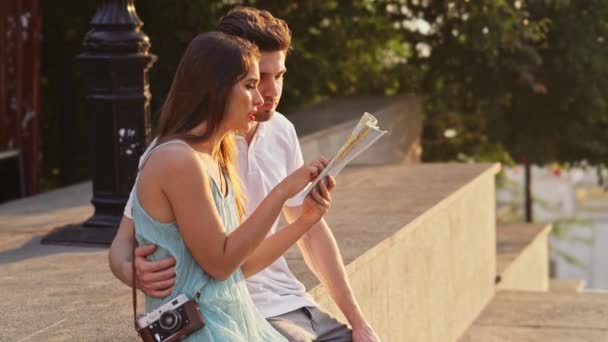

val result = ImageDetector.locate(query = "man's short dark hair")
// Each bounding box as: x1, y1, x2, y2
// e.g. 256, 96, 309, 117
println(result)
218, 7, 292, 53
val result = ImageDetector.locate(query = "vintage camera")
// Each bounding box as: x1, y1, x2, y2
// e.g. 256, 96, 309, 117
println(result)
136, 294, 205, 342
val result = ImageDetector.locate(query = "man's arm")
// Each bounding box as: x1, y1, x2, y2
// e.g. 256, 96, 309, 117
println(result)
108, 216, 176, 297
283, 206, 381, 341
108, 216, 137, 286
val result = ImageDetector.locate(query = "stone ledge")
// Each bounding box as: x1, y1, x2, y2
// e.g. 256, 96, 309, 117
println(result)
0, 163, 499, 341
496, 223, 551, 291
550, 279, 586, 293
286, 163, 500, 290
292, 163, 500, 341
295, 95, 422, 165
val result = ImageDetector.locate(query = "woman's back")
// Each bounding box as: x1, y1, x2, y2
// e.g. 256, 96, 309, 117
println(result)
132, 140, 286, 341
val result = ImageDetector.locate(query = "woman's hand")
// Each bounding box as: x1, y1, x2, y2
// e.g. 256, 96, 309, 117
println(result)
298, 175, 336, 226
280, 157, 329, 198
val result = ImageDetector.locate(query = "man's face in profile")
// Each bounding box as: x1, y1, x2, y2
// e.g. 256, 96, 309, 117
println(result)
254, 50, 286, 122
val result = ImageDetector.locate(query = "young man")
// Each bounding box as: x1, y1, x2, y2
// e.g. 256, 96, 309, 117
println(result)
109, 7, 380, 342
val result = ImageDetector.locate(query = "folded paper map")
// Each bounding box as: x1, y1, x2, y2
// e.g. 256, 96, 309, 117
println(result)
302, 112, 387, 196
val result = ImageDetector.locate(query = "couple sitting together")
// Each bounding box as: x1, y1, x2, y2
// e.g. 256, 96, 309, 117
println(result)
108, 6, 380, 342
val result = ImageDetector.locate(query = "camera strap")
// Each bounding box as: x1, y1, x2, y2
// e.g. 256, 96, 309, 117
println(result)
132, 234, 139, 332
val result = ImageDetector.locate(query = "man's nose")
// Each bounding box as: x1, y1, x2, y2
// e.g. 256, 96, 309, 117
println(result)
254, 89, 264, 106
263, 80, 280, 98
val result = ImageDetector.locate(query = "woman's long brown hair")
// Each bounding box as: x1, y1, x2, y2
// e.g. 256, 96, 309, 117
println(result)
156, 32, 259, 220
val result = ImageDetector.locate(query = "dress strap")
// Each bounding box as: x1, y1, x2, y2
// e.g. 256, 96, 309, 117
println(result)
133, 139, 193, 195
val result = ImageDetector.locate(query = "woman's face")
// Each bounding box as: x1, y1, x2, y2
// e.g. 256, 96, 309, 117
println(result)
223, 61, 263, 132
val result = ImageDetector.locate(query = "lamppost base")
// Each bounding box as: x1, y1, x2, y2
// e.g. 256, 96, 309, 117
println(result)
41, 215, 120, 247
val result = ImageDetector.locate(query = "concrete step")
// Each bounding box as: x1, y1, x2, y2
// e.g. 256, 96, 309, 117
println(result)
459, 290, 608, 342
550, 279, 586, 293
496, 223, 551, 291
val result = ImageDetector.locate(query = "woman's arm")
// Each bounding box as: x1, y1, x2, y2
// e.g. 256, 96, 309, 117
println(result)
149, 146, 323, 280
241, 176, 336, 278
240, 217, 311, 278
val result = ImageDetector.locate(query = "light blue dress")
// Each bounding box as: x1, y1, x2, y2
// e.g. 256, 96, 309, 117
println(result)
132, 140, 287, 341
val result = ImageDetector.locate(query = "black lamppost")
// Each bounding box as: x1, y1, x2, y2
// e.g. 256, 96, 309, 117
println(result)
44, 0, 156, 245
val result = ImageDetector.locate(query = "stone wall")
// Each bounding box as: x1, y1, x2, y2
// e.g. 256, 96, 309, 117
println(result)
289, 95, 422, 165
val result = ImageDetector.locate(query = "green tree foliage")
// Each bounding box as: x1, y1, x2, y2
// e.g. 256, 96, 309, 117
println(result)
505, 0, 608, 165
411, 0, 608, 166
246, 1, 420, 107
39, 0, 608, 188
407, 0, 548, 163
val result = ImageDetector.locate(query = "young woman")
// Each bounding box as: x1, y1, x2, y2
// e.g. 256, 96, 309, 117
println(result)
132, 32, 335, 341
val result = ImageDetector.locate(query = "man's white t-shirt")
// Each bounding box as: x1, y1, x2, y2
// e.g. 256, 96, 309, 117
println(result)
124, 112, 316, 318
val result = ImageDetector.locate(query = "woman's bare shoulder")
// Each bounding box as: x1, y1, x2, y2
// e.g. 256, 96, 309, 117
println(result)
141, 143, 206, 180
149, 141, 196, 163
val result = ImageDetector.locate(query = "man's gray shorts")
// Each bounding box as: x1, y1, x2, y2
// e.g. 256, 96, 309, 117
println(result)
267, 306, 352, 342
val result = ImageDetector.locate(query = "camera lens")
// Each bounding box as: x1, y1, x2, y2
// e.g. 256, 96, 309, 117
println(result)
159, 310, 182, 332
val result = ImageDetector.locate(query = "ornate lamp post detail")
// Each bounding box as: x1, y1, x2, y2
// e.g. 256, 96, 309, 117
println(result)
44, 0, 156, 245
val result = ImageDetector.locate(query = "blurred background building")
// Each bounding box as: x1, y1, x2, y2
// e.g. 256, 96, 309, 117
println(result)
0, 0, 41, 202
